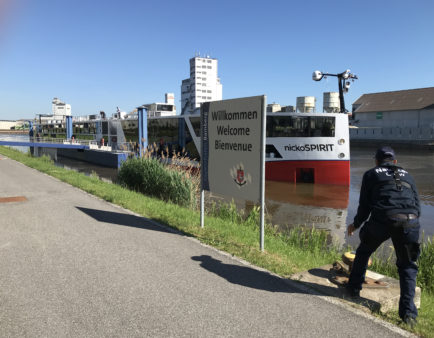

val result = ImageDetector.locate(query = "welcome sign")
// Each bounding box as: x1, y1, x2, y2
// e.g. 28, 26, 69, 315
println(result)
201, 96, 266, 202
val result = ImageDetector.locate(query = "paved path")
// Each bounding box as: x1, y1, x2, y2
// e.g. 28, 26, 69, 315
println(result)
0, 154, 411, 337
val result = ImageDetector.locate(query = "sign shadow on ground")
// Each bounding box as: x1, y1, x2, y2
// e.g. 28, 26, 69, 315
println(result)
192, 255, 379, 312
75, 206, 175, 234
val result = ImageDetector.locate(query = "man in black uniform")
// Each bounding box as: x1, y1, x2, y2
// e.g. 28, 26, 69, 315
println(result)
347, 146, 421, 326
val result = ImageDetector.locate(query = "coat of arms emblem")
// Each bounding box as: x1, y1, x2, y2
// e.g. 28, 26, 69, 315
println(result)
230, 163, 252, 188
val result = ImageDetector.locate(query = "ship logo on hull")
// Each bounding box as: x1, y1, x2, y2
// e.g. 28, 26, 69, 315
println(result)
284, 144, 334, 152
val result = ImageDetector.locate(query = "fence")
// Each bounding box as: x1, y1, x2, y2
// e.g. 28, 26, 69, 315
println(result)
350, 127, 434, 142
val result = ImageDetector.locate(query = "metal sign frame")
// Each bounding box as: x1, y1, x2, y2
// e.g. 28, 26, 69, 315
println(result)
200, 96, 266, 251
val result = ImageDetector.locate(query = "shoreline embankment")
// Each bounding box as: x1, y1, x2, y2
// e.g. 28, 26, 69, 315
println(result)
0, 129, 28, 134
350, 127, 434, 150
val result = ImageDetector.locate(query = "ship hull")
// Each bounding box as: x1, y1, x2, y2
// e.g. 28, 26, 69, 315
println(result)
266, 160, 350, 185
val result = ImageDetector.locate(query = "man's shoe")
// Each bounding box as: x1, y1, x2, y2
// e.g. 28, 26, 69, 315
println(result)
343, 286, 360, 299
403, 315, 417, 329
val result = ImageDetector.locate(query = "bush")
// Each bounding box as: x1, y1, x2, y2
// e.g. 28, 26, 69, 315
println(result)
118, 157, 196, 208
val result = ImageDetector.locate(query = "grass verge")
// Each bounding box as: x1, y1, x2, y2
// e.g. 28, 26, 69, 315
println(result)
1, 146, 433, 336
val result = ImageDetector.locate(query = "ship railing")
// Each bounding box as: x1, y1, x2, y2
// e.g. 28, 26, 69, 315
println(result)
29, 137, 96, 147
110, 142, 137, 153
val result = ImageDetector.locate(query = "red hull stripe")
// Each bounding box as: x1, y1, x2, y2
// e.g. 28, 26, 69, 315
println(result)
266, 160, 350, 185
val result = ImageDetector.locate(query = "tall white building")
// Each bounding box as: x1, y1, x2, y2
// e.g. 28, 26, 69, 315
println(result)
52, 97, 71, 117
181, 56, 222, 114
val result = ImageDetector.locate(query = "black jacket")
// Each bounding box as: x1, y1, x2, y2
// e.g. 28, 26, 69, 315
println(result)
353, 162, 420, 228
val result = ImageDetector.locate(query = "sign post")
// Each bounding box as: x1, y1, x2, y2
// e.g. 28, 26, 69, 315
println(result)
137, 106, 148, 156
259, 99, 266, 251
200, 96, 266, 250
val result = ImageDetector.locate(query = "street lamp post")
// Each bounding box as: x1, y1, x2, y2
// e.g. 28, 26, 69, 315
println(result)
312, 69, 358, 113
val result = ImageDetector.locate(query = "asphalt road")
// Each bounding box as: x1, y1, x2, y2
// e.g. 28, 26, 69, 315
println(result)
0, 154, 411, 337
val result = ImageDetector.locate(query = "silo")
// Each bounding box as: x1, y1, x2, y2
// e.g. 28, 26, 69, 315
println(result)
296, 96, 316, 113
323, 92, 340, 113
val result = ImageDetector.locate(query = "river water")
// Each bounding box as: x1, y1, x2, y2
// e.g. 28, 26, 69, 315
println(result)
1, 134, 433, 247
263, 147, 434, 248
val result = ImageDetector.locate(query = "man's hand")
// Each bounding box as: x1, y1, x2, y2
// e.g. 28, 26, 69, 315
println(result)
347, 223, 356, 237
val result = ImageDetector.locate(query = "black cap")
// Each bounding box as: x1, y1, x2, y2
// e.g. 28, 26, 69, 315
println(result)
374, 146, 396, 161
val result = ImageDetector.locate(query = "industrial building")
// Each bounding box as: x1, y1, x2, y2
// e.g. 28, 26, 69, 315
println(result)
52, 97, 71, 117
352, 87, 434, 128
0, 119, 29, 130
267, 103, 282, 113
350, 87, 434, 145
181, 55, 222, 114
266, 103, 295, 113
0, 120, 17, 130
36, 97, 72, 124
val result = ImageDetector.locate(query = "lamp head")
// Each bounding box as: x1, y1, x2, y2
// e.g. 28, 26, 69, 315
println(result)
312, 70, 323, 81
342, 69, 351, 79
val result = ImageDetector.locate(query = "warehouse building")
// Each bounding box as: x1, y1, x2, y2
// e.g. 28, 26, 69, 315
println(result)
352, 87, 434, 128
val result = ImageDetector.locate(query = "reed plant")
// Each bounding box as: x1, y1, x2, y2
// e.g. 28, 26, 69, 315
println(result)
118, 144, 199, 209
117, 157, 194, 208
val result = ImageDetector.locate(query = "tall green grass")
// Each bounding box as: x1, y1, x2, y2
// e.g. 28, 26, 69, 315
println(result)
118, 156, 197, 208
208, 200, 341, 264
208, 200, 253, 226
368, 235, 434, 294
418, 237, 434, 294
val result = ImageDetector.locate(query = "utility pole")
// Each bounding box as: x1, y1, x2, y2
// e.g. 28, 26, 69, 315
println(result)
312, 69, 358, 113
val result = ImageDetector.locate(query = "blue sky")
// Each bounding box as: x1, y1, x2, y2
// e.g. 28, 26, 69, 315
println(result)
1, 0, 434, 119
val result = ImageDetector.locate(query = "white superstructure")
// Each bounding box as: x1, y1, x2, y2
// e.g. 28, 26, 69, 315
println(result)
143, 93, 177, 117
181, 55, 222, 114
52, 97, 71, 117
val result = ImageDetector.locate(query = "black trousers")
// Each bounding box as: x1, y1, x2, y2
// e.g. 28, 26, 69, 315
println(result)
348, 218, 420, 319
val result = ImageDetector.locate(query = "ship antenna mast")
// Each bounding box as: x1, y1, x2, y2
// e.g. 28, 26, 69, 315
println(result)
312, 69, 358, 113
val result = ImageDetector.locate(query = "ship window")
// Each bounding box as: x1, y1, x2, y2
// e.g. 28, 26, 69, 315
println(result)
189, 116, 201, 137
310, 117, 335, 137
184, 120, 200, 159
156, 104, 173, 112
148, 118, 180, 153
266, 116, 335, 137
102, 121, 108, 134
